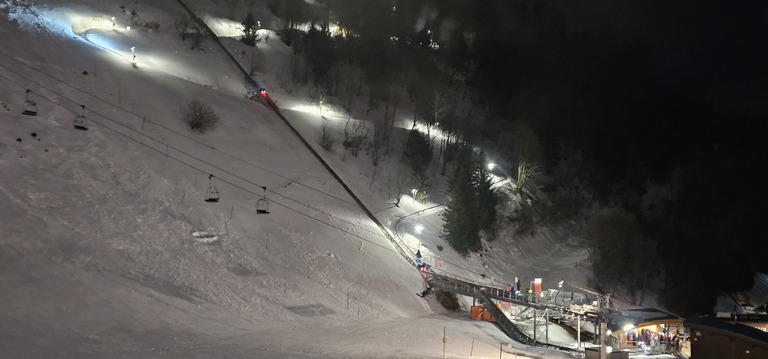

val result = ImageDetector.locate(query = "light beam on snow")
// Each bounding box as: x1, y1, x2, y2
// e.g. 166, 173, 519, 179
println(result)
82, 32, 119, 53
290, 104, 325, 117
203, 15, 244, 37
66, 12, 115, 33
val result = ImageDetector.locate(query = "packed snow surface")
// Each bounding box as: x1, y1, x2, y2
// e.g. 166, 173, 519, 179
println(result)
0, 1, 595, 358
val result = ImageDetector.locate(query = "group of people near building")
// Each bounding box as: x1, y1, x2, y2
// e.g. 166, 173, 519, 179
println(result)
625, 327, 687, 353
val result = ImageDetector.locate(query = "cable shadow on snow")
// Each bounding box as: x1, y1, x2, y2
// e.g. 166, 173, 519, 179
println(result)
122, 272, 206, 305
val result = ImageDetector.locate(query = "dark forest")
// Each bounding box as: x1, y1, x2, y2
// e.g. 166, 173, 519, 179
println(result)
270, 0, 768, 316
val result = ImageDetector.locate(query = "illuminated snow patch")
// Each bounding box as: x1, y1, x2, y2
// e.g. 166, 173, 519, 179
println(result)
290, 104, 324, 116
4, 3, 116, 49
289, 103, 346, 120
82, 31, 120, 53
203, 14, 244, 37
5, 4, 77, 39
78, 30, 139, 64
68, 13, 114, 33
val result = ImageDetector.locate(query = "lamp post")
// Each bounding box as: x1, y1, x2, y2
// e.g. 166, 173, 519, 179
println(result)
415, 224, 424, 242
577, 315, 582, 349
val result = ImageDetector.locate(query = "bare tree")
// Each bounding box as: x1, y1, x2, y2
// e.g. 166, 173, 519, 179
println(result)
129, 10, 142, 28
384, 166, 412, 207
510, 120, 544, 165
174, 11, 205, 50
367, 83, 400, 187
174, 11, 194, 40
331, 62, 363, 110
412, 86, 451, 163
188, 17, 206, 51
319, 120, 337, 151
342, 116, 368, 159
269, 0, 309, 45
382, 80, 400, 134
426, 89, 449, 136
515, 156, 540, 196
368, 118, 384, 166
413, 190, 430, 204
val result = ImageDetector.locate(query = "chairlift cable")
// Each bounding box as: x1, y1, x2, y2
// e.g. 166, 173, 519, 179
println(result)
0, 65, 377, 238
0, 69, 391, 250
0, 50, 358, 209
3, 68, 394, 252
1, 69, 501, 282
1, 69, 502, 282
0, 59, 507, 281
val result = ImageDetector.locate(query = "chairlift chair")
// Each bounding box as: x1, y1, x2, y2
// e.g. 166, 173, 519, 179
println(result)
256, 186, 269, 214
74, 104, 88, 130
22, 89, 37, 116
204, 174, 220, 203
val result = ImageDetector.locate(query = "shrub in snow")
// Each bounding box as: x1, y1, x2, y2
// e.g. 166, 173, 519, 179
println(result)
319, 121, 337, 151
435, 290, 460, 311
414, 190, 429, 204
144, 21, 160, 31
342, 117, 367, 157
182, 100, 219, 133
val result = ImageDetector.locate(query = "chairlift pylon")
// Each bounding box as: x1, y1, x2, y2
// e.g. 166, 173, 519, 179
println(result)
74, 104, 88, 130
204, 174, 220, 203
22, 89, 38, 116
256, 186, 269, 214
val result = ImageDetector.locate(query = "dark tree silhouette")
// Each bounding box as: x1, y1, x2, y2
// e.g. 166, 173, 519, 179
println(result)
241, 13, 258, 46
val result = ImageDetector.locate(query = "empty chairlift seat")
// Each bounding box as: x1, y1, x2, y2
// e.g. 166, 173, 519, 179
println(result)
205, 174, 220, 203
74, 104, 88, 130
22, 89, 37, 116
256, 186, 269, 214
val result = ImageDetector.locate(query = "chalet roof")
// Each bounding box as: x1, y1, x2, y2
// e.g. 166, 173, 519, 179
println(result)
622, 308, 680, 324
749, 273, 768, 308
685, 316, 768, 349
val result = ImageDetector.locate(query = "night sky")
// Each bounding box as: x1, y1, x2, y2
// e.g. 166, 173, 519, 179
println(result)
549, 0, 768, 313
558, 0, 768, 114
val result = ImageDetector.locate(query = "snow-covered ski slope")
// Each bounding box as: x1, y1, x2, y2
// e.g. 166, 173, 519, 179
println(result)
0, 1, 584, 358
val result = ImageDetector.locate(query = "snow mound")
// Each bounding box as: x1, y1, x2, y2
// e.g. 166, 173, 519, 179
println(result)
191, 230, 219, 244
